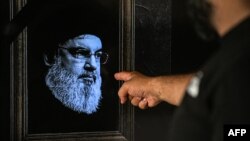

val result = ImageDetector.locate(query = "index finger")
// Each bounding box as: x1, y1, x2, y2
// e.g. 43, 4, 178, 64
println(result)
114, 71, 134, 81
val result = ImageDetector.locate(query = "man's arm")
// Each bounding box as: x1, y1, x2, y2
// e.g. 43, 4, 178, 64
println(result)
114, 71, 193, 109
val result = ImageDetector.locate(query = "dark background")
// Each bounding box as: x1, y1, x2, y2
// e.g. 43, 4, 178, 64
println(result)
134, 0, 216, 141
0, 0, 216, 140
135, 0, 173, 141
0, 0, 10, 140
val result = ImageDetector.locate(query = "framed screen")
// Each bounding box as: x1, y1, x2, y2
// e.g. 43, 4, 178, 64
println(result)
9, 0, 134, 140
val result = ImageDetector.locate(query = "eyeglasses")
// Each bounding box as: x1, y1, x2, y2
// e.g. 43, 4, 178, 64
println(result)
59, 46, 109, 64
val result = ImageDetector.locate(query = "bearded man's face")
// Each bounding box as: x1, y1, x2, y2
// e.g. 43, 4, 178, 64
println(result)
45, 34, 103, 114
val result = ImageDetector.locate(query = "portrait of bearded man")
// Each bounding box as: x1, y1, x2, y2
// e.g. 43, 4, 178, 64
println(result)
27, 0, 119, 134
45, 34, 107, 114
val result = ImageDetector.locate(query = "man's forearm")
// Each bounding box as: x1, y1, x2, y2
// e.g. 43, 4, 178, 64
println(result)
150, 73, 194, 106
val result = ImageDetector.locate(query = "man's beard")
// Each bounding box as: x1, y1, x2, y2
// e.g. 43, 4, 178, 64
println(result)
45, 58, 102, 114
187, 0, 218, 41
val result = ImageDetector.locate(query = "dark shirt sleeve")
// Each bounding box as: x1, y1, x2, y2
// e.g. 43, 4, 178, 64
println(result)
168, 56, 250, 141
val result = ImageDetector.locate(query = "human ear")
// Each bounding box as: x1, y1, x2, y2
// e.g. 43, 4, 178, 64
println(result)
43, 54, 54, 67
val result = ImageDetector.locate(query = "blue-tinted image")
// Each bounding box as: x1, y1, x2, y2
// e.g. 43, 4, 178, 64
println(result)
45, 34, 107, 114
28, 0, 119, 134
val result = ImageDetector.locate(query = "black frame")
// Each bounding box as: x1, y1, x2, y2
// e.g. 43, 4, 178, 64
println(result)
9, 0, 135, 140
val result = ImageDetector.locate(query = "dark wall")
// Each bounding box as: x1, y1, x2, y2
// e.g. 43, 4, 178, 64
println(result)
135, 0, 171, 76
134, 0, 217, 141
134, 0, 174, 141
